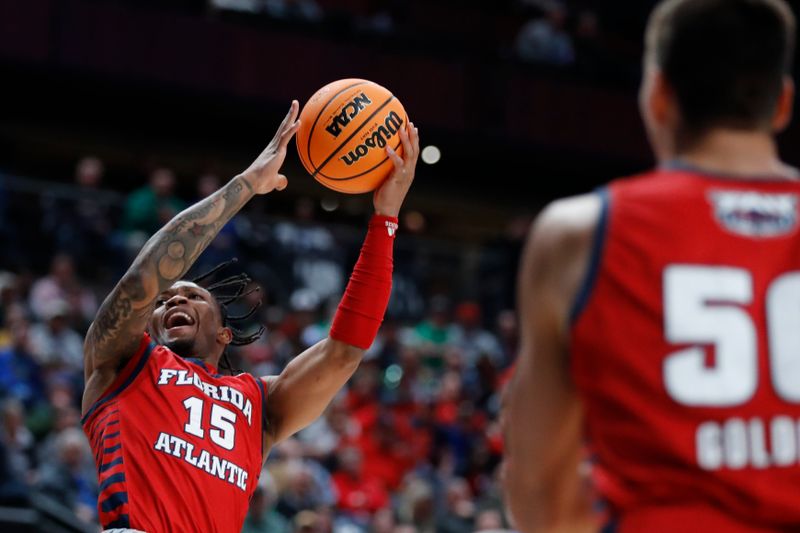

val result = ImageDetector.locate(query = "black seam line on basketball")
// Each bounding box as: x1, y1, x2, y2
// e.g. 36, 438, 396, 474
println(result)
312, 95, 397, 178
305, 81, 369, 170
316, 138, 403, 181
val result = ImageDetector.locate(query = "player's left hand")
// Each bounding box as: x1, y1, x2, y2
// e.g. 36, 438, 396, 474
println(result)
373, 121, 420, 218
240, 100, 301, 195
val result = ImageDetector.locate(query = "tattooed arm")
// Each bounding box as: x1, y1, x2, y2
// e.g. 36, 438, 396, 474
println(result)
82, 102, 301, 414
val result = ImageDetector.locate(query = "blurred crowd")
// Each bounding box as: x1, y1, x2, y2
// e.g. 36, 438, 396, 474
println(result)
206, 0, 638, 80
0, 156, 524, 531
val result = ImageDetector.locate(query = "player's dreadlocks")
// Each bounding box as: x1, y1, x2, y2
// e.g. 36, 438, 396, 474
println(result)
191, 258, 264, 374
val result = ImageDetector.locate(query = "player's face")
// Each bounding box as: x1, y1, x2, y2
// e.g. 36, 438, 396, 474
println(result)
150, 281, 225, 358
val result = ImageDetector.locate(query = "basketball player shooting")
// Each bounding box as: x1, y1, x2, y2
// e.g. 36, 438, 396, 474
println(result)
80, 101, 420, 532
504, 0, 799, 532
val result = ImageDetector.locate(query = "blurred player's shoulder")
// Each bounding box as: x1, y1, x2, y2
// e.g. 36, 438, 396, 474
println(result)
522, 192, 605, 328
533, 193, 604, 241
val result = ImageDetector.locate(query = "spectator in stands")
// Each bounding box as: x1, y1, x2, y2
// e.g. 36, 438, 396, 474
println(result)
403, 295, 454, 365
474, 507, 506, 531
370, 507, 397, 533
356, 0, 400, 34
0, 272, 19, 330
357, 407, 416, 490
28, 299, 84, 374
274, 438, 336, 507
297, 396, 356, 462
450, 301, 503, 367
0, 436, 28, 505
37, 405, 81, 464
28, 253, 97, 328
0, 311, 45, 410
242, 475, 291, 533
272, 198, 345, 304
36, 427, 98, 524
121, 167, 186, 240
292, 509, 323, 533
273, 459, 333, 519
0, 399, 35, 486
396, 476, 435, 532
264, 0, 323, 23
331, 446, 389, 520
41, 156, 119, 271
436, 477, 475, 533
495, 309, 518, 368
515, 2, 575, 65
434, 371, 463, 426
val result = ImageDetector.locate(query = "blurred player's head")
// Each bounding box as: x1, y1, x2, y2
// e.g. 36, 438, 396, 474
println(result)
148, 260, 263, 371
640, 0, 796, 159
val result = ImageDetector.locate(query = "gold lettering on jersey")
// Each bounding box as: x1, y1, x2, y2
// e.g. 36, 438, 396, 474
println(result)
157, 369, 253, 425
695, 415, 800, 470
153, 432, 249, 491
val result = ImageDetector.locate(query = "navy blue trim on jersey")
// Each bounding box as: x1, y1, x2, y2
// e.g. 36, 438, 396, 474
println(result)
100, 491, 128, 513
99, 457, 124, 473
81, 342, 155, 425
600, 520, 618, 533
98, 473, 126, 492
92, 417, 120, 450
257, 378, 268, 455
569, 187, 611, 324
186, 357, 222, 377
103, 443, 122, 454
91, 409, 119, 431
104, 515, 130, 529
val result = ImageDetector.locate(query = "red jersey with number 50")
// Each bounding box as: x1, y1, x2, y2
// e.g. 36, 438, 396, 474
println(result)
570, 169, 800, 532
81, 333, 267, 532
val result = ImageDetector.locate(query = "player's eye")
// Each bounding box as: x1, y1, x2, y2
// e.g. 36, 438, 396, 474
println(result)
190, 294, 202, 300
155, 299, 166, 307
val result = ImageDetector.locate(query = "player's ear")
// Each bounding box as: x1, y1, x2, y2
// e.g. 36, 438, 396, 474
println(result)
217, 326, 233, 346
772, 76, 794, 133
649, 68, 676, 127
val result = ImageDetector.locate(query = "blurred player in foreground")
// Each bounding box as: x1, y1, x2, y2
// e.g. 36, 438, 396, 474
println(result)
504, 0, 799, 531
80, 101, 420, 532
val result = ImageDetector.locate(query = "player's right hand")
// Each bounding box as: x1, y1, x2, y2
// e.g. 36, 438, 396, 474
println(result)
373, 121, 420, 218
239, 100, 301, 195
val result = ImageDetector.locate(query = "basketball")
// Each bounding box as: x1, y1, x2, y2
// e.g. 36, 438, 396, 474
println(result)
296, 79, 407, 194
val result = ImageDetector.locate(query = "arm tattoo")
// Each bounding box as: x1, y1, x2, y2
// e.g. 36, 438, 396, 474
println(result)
88, 272, 142, 347
86, 176, 254, 367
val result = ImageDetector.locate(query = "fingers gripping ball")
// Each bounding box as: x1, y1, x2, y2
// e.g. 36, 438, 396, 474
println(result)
296, 79, 407, 194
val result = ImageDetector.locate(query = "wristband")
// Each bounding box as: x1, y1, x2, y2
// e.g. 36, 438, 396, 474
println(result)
329, 214, 397, 349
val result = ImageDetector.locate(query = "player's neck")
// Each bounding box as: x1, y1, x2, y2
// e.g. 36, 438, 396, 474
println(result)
669, 129, 797, 180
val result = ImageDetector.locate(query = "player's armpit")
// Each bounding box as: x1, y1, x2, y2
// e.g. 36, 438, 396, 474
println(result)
261, 338, 362, 452
502, 194, 601, 533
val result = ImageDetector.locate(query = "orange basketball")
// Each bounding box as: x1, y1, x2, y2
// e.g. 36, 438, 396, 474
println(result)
296, 79, 407, 194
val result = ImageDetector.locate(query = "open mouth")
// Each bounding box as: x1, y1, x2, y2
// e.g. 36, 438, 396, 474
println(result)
164, 310, 196, 331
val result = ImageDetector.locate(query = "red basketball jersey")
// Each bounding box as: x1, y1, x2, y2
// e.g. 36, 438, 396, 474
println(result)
571, 168, 800, 532
82, 333, 267, 532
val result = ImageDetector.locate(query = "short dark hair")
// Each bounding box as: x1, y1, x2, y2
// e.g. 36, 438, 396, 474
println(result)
646, 0, 796, 133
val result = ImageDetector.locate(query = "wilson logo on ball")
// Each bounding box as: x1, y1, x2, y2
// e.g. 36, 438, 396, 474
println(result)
325, 93, 373, 138
297, 78, 407, 194
340, 111, 404, 166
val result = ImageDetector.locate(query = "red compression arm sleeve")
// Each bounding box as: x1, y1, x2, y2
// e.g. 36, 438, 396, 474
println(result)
329, 214, 397, 349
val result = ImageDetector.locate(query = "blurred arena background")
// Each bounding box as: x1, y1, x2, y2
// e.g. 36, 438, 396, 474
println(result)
1, 0, 799, 532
